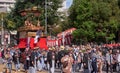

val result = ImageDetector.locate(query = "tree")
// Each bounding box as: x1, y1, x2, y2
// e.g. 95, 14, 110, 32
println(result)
69, 0, 120, 43
5, 0, 63, 31
0, 13, 8, 29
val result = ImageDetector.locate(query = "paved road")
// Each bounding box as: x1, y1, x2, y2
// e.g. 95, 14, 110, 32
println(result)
0, 63, 47, 73
0, 63, 117, 73
54, 69, 117, 73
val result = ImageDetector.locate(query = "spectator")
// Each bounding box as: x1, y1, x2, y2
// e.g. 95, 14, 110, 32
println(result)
83, 48, 91, 73
61, 51, 74, 73
5, 51, 13, 73
106, 50, 113, 73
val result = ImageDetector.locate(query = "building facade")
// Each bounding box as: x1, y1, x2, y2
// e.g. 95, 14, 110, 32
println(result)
0, 0, 16, 46
0, 0, 15, 12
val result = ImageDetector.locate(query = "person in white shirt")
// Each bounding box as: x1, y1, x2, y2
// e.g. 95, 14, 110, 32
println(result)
106, 50, 113, 73
117, 50, 120, 72
117, 50, 120, 63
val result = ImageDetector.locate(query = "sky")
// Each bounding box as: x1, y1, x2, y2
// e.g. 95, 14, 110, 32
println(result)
66, 0, 73, 8
58, 0, 73, 12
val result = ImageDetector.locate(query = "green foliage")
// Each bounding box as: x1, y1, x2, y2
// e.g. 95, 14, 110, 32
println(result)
0, 13, 8, 29
69, 0, 120, 43
5, 0, 63, 30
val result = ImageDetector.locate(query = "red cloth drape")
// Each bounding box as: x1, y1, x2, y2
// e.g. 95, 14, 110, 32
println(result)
18, 38, 27, 48
30, 38, 35, 49
37, 38, 48, 50
18, 38, 48, 50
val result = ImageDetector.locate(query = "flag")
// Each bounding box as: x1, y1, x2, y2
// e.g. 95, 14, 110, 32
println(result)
34, 30, 42, 43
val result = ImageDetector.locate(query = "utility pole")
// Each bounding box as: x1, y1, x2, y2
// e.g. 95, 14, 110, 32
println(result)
45, 0, 47, 35
0, 7, 7, 49
1, 14, 4, 45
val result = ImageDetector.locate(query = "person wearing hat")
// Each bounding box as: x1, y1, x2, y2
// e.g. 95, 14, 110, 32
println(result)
91, 49, 98, 73
106, 49, 114, 73
57, 46, 66, 69
13, 49, 21, 73
49, 47, 52, 50
83, 48, 91, 73
117, 50, 120, 72
47, 47, 55, 73
51, 47, 56, 73
78, 50, 83, 72
61, 51, 74, 73
6, 51, 13, 73
60, 46, 65, 50
28, 47, 38, 73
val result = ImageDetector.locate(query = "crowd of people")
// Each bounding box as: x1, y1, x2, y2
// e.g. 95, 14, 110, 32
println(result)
0, 43, 120, 73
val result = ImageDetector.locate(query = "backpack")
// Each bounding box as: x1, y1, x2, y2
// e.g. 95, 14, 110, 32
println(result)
62, 61, 68, 68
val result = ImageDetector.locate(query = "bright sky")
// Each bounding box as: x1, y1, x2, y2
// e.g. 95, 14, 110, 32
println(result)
58, 0, 73, 12
66, 0, 73, 8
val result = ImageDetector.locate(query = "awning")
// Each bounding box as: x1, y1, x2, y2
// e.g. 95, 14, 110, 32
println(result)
57, 28, 76, 37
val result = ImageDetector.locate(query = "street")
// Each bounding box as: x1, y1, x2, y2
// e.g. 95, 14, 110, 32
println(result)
0, 63, 47, 73
0, 63, 117, 73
